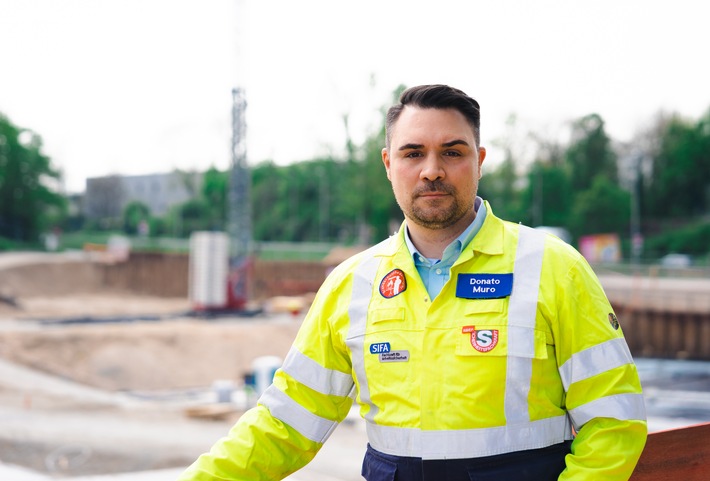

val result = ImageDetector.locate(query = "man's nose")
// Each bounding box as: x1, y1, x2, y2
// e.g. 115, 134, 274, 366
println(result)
420, 154, 445, 181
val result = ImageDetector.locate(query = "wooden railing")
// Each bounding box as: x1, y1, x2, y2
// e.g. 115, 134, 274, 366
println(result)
631, 422, 710, 480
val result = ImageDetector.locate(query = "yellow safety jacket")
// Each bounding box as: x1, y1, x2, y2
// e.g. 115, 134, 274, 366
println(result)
179, 202, 647, 481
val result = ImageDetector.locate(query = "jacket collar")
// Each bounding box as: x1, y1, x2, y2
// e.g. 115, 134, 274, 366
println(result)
378, 200, 505, 262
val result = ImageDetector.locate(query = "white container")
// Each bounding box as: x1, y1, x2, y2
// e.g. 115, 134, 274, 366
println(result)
212, 379, 234, 403
252, 355, 282, 398
189, 231, 229, 309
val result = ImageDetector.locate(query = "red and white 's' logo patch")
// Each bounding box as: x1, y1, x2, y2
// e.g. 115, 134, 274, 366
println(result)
462, 325, 499, 352
379, 269, 406, 298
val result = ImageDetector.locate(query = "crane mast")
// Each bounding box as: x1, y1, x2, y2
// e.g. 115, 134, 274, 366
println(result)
228, 87, 251, 257
226, 87, 252, 308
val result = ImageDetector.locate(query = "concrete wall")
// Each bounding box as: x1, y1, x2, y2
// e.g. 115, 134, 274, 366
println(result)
616, 304, 710, 360
99, 252, 326, 300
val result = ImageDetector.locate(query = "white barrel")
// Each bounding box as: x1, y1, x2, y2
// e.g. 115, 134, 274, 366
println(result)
252, 355, 282, 398
212, 379, 234, 403
188, 231, 229, 309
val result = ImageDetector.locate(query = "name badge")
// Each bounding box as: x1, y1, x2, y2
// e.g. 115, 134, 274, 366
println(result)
380, 350, 410, 363
456, 273, 513, 299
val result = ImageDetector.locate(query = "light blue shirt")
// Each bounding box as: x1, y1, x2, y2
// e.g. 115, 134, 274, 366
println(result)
404, 197, 487, 300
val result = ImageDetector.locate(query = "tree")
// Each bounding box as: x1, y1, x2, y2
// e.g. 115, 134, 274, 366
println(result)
519, 161, 572, 228
122, 201, 151, 235
565, 113, 617, 192
202, 166, 228, 230
643, 112, 710, 219
252, 161, 285, 241
357, 124, 401, 241
166, 198, 211, 238
569, 176, 631, 238
478, 156, 523, 222
0, 113, 66, 243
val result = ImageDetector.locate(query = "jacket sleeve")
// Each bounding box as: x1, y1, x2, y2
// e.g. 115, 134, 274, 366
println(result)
177, 273, 356, 481
550, 252, 647, 481
176, 404, 326, 481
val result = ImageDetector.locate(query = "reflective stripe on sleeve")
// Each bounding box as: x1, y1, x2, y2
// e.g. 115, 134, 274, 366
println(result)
366, 415, 572, 459
259, 384, 339, 443
567, 393, 647, 431
281, 347, 354, 398
558, 337, 635, 391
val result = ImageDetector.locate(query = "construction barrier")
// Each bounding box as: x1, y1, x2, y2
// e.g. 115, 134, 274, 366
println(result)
631, 422, 710, 480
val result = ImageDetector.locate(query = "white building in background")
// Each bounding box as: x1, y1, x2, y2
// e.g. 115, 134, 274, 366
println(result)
83, 171, 203, 219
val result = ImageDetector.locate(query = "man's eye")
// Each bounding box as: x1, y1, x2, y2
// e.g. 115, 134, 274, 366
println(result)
405, 151, 423, 158
443, 150, 461, 157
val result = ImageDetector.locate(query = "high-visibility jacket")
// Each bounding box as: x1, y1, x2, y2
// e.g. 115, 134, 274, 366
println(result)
179, 202, 647, 481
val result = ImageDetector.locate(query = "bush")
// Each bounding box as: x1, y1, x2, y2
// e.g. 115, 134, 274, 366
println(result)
644, 221, 710, 257
0, 236, 19, 251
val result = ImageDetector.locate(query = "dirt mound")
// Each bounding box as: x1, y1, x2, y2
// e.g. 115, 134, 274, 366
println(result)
0, 317, 302, 391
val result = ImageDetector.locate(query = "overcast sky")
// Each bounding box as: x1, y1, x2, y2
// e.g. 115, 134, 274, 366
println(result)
1, 0, 709, 193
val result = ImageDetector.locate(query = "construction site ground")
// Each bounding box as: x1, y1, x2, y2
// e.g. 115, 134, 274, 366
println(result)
0, 252, 367, 480
1, 251, 709, 481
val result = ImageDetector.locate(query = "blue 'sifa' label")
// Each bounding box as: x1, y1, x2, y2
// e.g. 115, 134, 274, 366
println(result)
456, 273, 513, 299
370, 342, 391, 354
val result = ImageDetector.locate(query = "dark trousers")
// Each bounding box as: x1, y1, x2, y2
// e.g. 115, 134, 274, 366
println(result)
361, 441, 572, 481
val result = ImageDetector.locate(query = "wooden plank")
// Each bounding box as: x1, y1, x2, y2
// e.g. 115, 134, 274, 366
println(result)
630, 422, 710, 480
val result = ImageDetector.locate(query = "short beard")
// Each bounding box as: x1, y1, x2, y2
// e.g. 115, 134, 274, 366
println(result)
402, 180, 470, 230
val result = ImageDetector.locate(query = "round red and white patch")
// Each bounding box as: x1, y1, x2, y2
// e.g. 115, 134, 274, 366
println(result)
379, 269, 407, 298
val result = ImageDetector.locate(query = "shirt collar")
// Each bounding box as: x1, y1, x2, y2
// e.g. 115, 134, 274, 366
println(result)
404, 196, 487, 265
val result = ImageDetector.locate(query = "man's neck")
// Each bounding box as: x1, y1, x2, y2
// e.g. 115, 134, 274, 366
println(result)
406, 211, 476, 259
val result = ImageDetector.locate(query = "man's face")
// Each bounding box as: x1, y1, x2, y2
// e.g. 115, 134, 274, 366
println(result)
382, 106, 486, 231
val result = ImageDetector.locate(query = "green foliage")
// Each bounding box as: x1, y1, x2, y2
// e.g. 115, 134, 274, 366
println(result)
518, 162, 573, 228
565, 113, 617, 191
251, 146, 398, 245
58, 231, 118, 250
0, 235, 22, 251
160, 198, 213, 238
358, 124, 401, 240
0, 113, 66, 242
644, 221, 710, 257
569, 176, 631, 238
149, 216, 167, 237
478, 156, 524, 222
643, 113, 710, 218
202, 166, 228, 230
122, 201, 151, 235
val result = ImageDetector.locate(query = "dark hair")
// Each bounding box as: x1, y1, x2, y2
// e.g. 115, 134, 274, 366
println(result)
385, 84, 481, 149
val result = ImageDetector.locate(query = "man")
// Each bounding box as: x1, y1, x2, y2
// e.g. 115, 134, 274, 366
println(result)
178, 85, 647, 480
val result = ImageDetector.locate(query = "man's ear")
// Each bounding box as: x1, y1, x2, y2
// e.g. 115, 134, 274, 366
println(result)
477, 146, 486, 179
382, 148, 392, 181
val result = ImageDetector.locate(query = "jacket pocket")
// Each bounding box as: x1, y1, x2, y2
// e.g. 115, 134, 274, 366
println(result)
456, 325, 548, 359
361, 445, 398, 481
